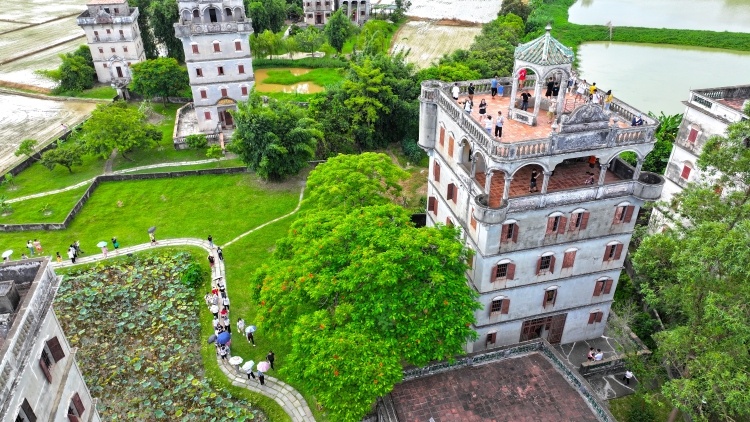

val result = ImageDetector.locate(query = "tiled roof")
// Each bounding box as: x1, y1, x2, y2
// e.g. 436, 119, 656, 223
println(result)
514, 25, 574, 66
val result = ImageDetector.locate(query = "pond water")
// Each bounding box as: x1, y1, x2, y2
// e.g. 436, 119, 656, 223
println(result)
254, 68, 325, 94
568, 0, 750, 33
576, 42, 750, 114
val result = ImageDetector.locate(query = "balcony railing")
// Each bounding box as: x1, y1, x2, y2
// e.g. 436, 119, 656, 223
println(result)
175, 21, 252, 37
421, 80, 658, 162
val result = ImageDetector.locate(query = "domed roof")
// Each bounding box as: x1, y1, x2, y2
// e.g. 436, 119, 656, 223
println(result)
514, 24, 574, 66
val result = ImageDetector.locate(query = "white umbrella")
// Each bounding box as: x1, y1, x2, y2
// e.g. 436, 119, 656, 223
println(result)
229, 356, 243, 366
242, 360, 255, 371
210, 305, 219, 314
245, 325, 257, 334
2, 250, 12, 259
97, 241, 107, 248
256, 361, 270, 372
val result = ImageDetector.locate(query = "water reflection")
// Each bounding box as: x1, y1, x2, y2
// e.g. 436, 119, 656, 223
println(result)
568, 0, 750, 33
576, 42, 750, 114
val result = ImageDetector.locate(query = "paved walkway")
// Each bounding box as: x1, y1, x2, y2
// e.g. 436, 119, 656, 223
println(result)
7, 158, 232, 203
50, 187, 315, 422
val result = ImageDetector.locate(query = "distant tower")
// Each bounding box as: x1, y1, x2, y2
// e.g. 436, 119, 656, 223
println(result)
77, 0, 146, 95
174, 0, 254, 134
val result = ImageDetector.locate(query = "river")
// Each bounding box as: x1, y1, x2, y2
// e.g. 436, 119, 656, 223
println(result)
568, 0, 750, 33
576, 42, 750, 115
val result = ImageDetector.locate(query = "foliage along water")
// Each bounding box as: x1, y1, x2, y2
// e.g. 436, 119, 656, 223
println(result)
576, 41, 750, 114
568, 0, 750, 33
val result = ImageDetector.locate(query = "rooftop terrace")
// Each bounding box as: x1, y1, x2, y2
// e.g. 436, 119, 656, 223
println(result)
693, 84, 750, 113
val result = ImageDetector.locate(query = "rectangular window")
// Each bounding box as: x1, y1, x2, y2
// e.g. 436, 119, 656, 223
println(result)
466, 251, 474, 269
123, 46, 128, 53
98, 47, 103, 54
496, 263, 508, 279
603, 244, 623, 262
501, 223, 518, 244
542, 289, 557, 308
470, 212, 477, 230
537, 255, 555, 275
114, 8, 119, 13
446, 183, 457, 203
218, 66, 224, 76
238, 64, 245, 74
612, 205, 635, 224
18, 399, 36, 422
562, 250, 576, 269
448, 137, 454, 157
200, 90, 207, 99
687, 128, 698, 143
106, 29, 111, 34
486, 332, 497, 345
241, 86, 248, 96
681, 165, 691, 180
192, 44, 199, 54
119, 29, 124, 38
593, 279, 614, 296
546, 215, 567, 235
569, 211, 589, 231
47, 337, 65, 361
68, 392, 85, 419
103, 63, 108, 68
439, 127, 445, 146
588, 311, 604, 324
110, 47, 115, 53
204, 111, 211, 120
213, 42, 221, 52
93, 30, 99, 39
196, 68, 203, 77
490, 298, 509, 316
39, 349, 53, 382
427, 196, 437, 214
221, 88, 228, 97
433, 161, 441, 183
235, 41, 242, 51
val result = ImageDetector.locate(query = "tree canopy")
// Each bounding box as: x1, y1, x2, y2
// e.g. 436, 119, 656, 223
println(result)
15, 139, 38, 160
324, 8, 354, 53
148, 0, 184, 62
230, 95, 319, 180
293, 26, 324, 55
78, 101, 162, 160
632, 116, 750, 421
37, 45, 95, 94
40, 143, 84, 173
248, 0, 286, 34
253, 158, 478, 420
131, 58, 190, 103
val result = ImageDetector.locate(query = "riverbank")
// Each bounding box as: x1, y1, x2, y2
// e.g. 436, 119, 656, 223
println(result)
528, 0, 750, 54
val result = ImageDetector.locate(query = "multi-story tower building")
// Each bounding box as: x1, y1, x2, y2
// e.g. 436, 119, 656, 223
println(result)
174, 0, 254, 133
418, 28, 665, 352
303, 0, 370, 26
77, 0, 146, 90
0, 258, 101, 421
651, 85, 750, 229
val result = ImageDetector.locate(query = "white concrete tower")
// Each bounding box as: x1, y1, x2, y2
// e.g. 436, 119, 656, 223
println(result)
77, 0, 147, 91
174, 0, 254, 134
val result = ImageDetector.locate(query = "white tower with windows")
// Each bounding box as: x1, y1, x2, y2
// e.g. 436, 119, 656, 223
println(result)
174, 0, 254, 133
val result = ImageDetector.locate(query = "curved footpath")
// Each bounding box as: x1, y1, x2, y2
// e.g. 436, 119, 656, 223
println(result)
49, 187, 316, 422
8, 158, 229, 204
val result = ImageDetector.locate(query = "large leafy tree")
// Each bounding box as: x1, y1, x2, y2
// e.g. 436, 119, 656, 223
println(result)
249, 30, 283, 59
148, 0, 184, 62
40, 143, 85, 173
247, 0, 286, 33
324, 8, 354, 53
230, 95, 319, 180
128, 0, 158, 58
38, 46, 96, 94
293, 25, 324, 55
632, 116, 750, 421
79, 101, 162, 160
131, 58, 189, 104
253, 202, 479, 421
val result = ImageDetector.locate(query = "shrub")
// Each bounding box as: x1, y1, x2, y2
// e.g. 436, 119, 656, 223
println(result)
180, 261, 204, 289
252, 57, 348, 69
206, 145, 224, 160
401, 138, 425, 163
184, 134, 208, 149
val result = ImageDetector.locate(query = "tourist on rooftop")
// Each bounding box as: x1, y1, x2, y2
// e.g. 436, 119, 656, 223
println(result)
520, 92, 531, 111
632, 114, 644, 126
452, 83, 460, 101
589, 82, 597, 96
495, 111, 504, 138
484, 115, 493, 135
468, 83, 475, 102
545, 78, 555, 98
575, 81, 586, 100
478, 99, 487, 115
490, 75, 498, 98
463, 100, 472, 114
604, 90, 613, 111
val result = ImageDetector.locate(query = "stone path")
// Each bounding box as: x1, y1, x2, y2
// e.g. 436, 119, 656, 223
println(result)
7, 158, 231, 203
49, 187, 316, 422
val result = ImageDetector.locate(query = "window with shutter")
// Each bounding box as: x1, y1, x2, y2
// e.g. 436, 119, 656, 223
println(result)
470, 212, 477, 229
433, 161, 440, 182
687, 128, 698, 142
39, 352, 52, 383
568, 211, 589, 230
238, 64, 245, 74
191, 44, 199, 54
200, 90, 207, 99
241, 86, 248, 96
439, 127, 445, 146
47, 337, 65, 362
593, 279, 605, 296
496, 263, 508, 279
588, 311, 603, 324
603, 279, 613, 294
543, 289, 557, 308
681, 165, 691, 180
221, 88, 228, 97
490, 299, 503, 315
603, 244, 623, 262
71, 393, 85, 416
613, 205, 635, 224
562, 250, 576, 269
501, 223, 518, 244
486, 332, 497, 345
538, 255, 554, 274
204, 111, 211, 120
448, 137, 454, 157
235, 41, 242, 51
19, 399, 37, 422
213, 42, 221, 52
427, 197, 437, 214
447, 183, 457, 203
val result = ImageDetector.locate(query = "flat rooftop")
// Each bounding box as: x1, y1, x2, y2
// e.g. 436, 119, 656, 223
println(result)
458, 90, 631, 144
0, 259, 47, 350
693, 85, 750, 113
390, 351, 600, 422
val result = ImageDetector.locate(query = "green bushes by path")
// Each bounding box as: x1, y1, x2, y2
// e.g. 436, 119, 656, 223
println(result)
253, 57, 348, 69
527, 0, 750, 53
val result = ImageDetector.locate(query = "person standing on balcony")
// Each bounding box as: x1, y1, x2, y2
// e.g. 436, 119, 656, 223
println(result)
463, 100, 472, 114
520, 92, 531, 111
604, 90, 613, 111
484, 115, 493, 135
467, 83, 475, 102
545, 78, 554, 98
490, 75, 498, 98
495, 111, 504, 138
452, 83, 460, 101
632, 114, 644, 126
478, 99, 487, 115
529, 170, 539, 193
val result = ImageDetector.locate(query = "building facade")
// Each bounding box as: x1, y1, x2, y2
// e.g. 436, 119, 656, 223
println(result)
0, 258, 101, 422
418, 30, 664, 352
174, 0, 254, 134
651, 85, 750, 229
303, 0, 370, 26
77, 0, 146, 89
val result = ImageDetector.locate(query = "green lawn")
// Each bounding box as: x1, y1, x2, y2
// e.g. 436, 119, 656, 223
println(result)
609, 393, 677, 422
0, 186, 87, 224
126, 158, 245, 174
260, 68, 344, 87
0, 173, 300, 262
54, 86, 118, 100
0, 155, 104, 199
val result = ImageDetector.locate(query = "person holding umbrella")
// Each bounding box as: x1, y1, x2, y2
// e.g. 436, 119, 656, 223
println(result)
245, 325, 257, 346
242, 361, 256, 379
97, 241, 108, 258
148, 227, 157, 245
256, 360, 270, 385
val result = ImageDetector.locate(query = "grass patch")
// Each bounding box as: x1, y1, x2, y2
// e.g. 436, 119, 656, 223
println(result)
260, 68, 344, 87
252, 57, 348, 69
126, 158, 245, 174
0, 186, 87, 224
259, 91, 324, 102
0, 173, 300, 264
0, 155, 103, 199
529, 0, 750, 54
609, 393, 677, 422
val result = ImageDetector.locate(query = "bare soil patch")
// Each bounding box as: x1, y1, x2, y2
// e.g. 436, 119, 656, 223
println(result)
391, 20, 482, 69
